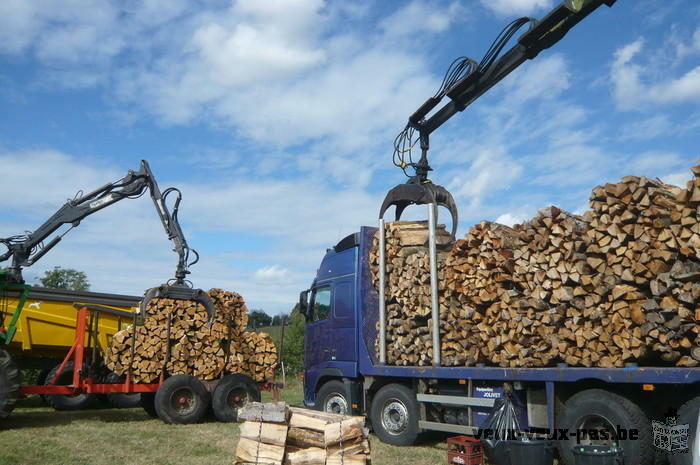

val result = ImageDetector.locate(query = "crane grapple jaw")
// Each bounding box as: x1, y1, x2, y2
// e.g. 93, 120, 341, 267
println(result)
379, 181, 459, 238
140, 284, 216, 323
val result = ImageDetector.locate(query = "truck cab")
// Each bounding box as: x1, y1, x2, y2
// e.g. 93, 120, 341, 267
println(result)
300, 233, 360, 409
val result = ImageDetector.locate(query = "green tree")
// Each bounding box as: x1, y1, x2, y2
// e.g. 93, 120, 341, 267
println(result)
248, 309, 272, 329
281, 304, 305, 375
38, 266, 90, 291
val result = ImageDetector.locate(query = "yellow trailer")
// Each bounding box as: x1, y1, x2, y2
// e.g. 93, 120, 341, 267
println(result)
2, 286, 140, 360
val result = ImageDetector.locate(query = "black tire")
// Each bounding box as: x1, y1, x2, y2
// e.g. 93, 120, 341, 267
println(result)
557, 389, 654, 465
141, 392, 158, 418
154, 375, 210, 424
104, 372, 142, 409
44, 361, 97, 411
370, 384, 420, 446
669, 396, 700, 465
0, 350, 19, 420
316, 380, 350, 415
212, 374, 260, 422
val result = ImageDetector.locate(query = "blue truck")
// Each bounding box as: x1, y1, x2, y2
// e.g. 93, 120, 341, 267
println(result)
299, 2, 699, 464
299, 227, 700, 465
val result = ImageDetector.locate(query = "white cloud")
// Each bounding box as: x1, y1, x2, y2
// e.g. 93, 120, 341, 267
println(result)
253, 265, 290, 282
502, 54, 570, 104
380, 1, 465, 37
495, 212, 528, 226
611, 36, 700, 110
447, 146, 523, 207
661, 171, 691, 188
480, 0, 553, 16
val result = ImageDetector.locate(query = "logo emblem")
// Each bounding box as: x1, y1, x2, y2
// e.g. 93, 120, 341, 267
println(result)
653, 409, 690, 454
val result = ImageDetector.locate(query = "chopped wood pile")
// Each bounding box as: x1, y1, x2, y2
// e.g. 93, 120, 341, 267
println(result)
235, 402, 371, 465
371, 165, 700, 369
105, 289, 278, 382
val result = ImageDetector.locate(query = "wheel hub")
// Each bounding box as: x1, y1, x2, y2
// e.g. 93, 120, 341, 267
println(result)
381, 399, 409, 435
325, 394, 348, 415
227, 388, 248, 409
170, 387, 196, 415
577, 414, 617, 445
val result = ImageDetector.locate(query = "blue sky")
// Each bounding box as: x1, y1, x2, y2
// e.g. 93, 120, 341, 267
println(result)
1, 0, 699, 314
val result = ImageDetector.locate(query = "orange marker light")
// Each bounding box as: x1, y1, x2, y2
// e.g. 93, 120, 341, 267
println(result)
642, 384, 654, 391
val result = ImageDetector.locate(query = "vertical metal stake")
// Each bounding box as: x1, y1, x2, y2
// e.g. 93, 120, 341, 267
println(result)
428, 203, 441, 367
378, 218, 387, 364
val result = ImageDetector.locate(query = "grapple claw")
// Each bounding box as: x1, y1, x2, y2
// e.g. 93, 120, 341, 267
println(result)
140, 284, 216, 323
379, 181, 459, 237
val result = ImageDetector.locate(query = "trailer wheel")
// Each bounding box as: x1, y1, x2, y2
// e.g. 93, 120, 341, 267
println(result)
316, 380, 349, 415
141, 392, 158, 418
154, 375, 210, 424
212, 374, 260, 422
104, 372, 142, 409
669, 396, 700, 465
370, 384, 419, 446
44, 361, 97, 411
0, 350, 19, 420
557, 389, 653, 465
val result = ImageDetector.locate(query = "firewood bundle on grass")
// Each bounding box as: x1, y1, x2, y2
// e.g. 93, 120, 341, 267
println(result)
104, 289, 278, 382
371, 164, 700, 369
235, 402, 371, 465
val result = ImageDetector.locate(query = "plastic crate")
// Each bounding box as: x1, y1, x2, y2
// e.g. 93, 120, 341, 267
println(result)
447, 436, 484, 465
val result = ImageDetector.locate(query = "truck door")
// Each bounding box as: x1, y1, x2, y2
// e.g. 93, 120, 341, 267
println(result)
304, 284, 332, 376
303, 278, 357, 404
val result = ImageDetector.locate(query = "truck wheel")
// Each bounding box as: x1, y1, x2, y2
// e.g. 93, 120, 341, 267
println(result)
141, 392, 158, 418
154, 374, 210, 424
669, 396, 700, 465
104, 372, 142, 409
317, 380, 349, 415
370, 384, 419, 446
44, 361, 97, 411
212, 374, 260, 422
557, 389, 653, 465
0, 350, 19, 419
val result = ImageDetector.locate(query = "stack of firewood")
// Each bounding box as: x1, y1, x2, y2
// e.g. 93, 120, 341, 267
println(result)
104, 289, 278, 382
372, 165, 700, 368
235, 402, 370, 465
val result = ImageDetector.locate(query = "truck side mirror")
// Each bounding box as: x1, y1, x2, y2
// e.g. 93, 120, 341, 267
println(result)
299, 290, 309, 319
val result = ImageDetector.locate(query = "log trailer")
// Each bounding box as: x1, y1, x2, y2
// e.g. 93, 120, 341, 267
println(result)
299, 1, 699, 465
0, 160, 269, 424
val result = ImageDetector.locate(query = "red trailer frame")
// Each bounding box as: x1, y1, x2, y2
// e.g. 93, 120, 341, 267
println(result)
20, 305, 278, 399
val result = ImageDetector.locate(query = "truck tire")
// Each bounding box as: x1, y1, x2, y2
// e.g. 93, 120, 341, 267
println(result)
669, 396, 700, 465
104, 372, 142, 409
212, 374, 260, 422
44, 361, 97, 411
154, 374, 210, 424
0, 350, 19, 419
370, 384, 420, 446
557, 389, 653, 465
316, 380, 350, 415
141, 392, 158, 418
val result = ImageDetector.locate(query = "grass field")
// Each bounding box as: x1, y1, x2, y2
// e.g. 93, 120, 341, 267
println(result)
0, 379, 448, 465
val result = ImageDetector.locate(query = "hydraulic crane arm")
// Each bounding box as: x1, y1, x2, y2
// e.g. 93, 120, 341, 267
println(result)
0, 160, 214, 319
381, 0, 617, 235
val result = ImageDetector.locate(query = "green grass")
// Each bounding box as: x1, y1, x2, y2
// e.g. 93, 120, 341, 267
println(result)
0, 379, 448, 465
